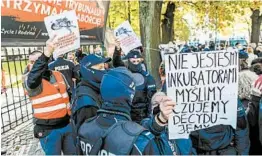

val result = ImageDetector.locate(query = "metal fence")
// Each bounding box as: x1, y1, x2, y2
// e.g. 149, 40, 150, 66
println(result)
1, 45, 102, 134
1, 46, 44, 134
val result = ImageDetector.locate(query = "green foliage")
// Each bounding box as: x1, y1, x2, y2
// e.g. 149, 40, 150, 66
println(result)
107, 0, 262, 41
107, 1, 140, 35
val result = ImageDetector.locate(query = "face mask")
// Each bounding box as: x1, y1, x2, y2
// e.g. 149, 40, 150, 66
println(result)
80, 65, 107, 88
128, 60, 142, 73
91, 68, 107, 83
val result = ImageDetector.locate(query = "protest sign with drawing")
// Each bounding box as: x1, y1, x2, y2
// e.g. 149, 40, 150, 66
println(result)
44, 10, 80, 58
114, 21, 142, 55
165, 50, 239, 139
159, 42, 178, 61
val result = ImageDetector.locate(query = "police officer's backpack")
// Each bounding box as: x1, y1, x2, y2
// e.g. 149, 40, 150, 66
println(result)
79, 118, 152, 155
71, 81, 102, 114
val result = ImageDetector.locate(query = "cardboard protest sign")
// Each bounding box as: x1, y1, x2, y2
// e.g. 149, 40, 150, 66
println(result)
44, 10, 80, 58
1, 0, 109, 46
114, 21, 142, 55
159, 42, 178, 61
165, 50, 239, 139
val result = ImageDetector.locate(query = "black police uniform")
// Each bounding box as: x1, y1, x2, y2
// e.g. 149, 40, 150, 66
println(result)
78, 67, 161, 155
113, 48, 157, 123
49, 57, 77, 91
71, 54, 111, 131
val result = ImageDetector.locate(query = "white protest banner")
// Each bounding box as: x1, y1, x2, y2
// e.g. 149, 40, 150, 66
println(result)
44, 10, 80, 58
114, 21, 142, 55
165, 50, 239, 139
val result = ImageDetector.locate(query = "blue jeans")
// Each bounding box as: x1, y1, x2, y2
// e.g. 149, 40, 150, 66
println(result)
39, 123, 76, 155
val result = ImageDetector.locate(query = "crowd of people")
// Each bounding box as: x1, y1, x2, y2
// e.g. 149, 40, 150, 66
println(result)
21, 35, 262, 155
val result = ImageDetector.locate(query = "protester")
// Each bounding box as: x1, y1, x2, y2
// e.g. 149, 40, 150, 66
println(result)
78, 67, 175, 155
250, 58, 262, 75
23, 36, 76, 155
71, 54, 111, 131
256, 46, 262, 57
247, 46, 258, 67
209, 41, 215, 51
203, 44, 210, 51
250, 43, 257, 55
113, 43, 157, 123
67, 52, 75, 63
189, 97, 249, 154
75, 48, 87, 63
248, 74, 262, 154
49, 54, 78, 92
159, 62, 165, 86
235, 42, 241, 49
94, 46, 103, 56
180, 44, 192, 53
141, 85, 196, 155
186, 49, 250, 155
239, 51, 258, 109
220, 43, 225, 50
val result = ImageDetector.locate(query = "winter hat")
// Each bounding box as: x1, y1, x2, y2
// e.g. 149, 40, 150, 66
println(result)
126, 48, 143, 59
80, 54, 111, 68
100, 67, 136, 115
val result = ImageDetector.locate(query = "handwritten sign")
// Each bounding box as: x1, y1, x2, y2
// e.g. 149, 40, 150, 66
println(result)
44, 10, 80, 58
114, 21, 142, 55
165, 50, 239, 139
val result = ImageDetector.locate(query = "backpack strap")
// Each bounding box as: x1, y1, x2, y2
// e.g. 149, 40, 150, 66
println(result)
89, 121, 123, 155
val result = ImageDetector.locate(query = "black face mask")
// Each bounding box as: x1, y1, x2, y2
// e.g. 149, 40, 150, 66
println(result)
80, 66, 107, 89
128, 60, 142, 73
91, 68, 107, 83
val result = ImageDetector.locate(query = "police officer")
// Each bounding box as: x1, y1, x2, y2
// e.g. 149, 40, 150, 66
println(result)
71, 54, 111, 131
49, 54, 78, 92
113, 44, 157, 123
24, 36, 76, 155
78, 67, 175, 155
189, 98, 250, 155
75, 48, 87, 63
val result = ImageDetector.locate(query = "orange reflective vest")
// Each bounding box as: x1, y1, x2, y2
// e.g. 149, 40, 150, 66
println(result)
28, 71, 71, 120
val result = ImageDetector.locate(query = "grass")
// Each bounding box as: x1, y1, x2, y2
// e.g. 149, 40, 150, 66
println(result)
2, 60, 28, 76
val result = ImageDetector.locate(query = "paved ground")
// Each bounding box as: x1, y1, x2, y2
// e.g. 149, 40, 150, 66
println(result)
1, 119, 44, 155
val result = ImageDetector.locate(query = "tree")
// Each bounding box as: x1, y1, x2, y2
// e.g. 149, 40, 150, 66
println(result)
161, 2, 175, 43
190, 1, 262, 43
107, 1, 140, 35
251, 9, 262, 44
139, 1, 163, 86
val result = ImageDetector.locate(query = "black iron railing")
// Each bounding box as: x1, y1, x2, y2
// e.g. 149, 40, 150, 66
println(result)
1, 47, 44, 133
1, 45, 101, 134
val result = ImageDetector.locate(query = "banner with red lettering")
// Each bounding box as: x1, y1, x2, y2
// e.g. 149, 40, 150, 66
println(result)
1, 0, 109, 46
